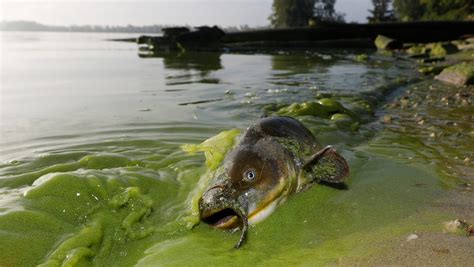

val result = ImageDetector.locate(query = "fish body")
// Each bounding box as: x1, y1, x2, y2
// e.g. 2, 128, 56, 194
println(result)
199, 116, 349, 248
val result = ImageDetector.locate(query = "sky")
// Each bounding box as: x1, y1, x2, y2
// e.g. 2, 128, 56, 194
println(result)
1, 0, 373, 27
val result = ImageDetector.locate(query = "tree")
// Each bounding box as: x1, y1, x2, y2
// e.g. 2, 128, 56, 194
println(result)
393, 0, 472, 21
313, 0, 346, 22
367, 0, 396, 23
392, 0, 425, 21
420, 0, 473, 21
269, 0, 316, 28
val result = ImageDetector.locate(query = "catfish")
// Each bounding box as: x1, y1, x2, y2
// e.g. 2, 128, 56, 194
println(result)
199, 116, 349, 248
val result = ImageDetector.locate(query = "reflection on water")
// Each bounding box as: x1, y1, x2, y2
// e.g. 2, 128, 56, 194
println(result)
139, 52, 223, 85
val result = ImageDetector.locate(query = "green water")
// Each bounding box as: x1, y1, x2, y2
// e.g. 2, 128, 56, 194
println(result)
0, 32, 469, 266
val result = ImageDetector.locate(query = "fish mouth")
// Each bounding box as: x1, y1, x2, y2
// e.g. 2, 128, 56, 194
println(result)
200, 205, 249, 248
200, 208, 240, 229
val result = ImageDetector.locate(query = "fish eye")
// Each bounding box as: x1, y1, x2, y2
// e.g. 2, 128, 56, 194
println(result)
243, 169, 257, 181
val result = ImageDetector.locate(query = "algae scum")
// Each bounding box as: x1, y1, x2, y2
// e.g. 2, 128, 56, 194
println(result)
1, 32, 472, 266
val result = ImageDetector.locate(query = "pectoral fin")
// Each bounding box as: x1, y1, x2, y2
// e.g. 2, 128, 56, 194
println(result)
303, 146, 349, 183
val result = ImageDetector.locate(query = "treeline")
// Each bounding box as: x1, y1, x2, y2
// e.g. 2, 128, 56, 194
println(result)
368, 0, 472, 23
0, 20, 267, 33
392, 0, 473, 22
0, 21, 166, 33
269, 0, 345, 28
270, 0, 473, 27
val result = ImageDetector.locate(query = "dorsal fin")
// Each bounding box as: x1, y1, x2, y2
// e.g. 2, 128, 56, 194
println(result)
303, 146, 349, 183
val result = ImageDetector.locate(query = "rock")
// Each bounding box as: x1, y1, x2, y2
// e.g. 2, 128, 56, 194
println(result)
464, 37, 474, 44
382, 114, 392, 123
435, 62, 474, 87
443, 219, 472, 236
456, 43, 474, 51
464, 157, 471, 165
406, 233, 419, 241
374, 35, 402, 50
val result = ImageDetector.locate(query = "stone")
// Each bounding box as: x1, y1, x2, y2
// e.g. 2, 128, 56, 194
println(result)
435, 62, 474, 87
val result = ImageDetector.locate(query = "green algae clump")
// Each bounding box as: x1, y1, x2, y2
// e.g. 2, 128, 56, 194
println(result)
39, 221, 103, 267
276, 102, 328, 117
180, 129, 241, 228
318, 98, 344, 113
354, 54, 368, 62
430, 43, 458, 57
418, 65, 446, 75
276, 98, 346, 118
181, 129, 241, 170
5, 170, 161, 267
406, 45, 429, 55
79, 154, 142, 169
330, 113, 352, 121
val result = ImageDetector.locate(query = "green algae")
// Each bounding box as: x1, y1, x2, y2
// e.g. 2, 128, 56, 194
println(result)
39, 221, 103, 267
430, 42, 458, 57
0, 120, 466, 266
135, 145, 450, 266
317, 98, 344, 113
0, 50, 472, 267
375, 35, 402, 50
0, 166, 171, 266
442, 61, 474, 78
274, 98, 355, 122
179, 129, 242, 229
406, 44, 430, 55
330, 113, 352, 121
181, 129, 240, 170
354, 53, 368, 62
276, 101, 330, 117
436, 61, 474, 86
406, 42, 458, 57
418, 65, 446, 75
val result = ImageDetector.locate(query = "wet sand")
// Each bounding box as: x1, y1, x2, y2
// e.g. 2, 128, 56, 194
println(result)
366, 78, 474, 266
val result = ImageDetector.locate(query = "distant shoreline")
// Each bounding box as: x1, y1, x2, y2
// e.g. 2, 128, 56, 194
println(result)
0, 20, 265, 34
0, 20, 164, 34
1, 30, 149, 36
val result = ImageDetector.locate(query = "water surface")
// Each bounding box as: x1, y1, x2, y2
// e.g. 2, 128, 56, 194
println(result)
0, 31, 462, 266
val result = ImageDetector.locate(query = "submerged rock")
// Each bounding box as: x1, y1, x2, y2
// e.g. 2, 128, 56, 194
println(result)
354, 54, 368, 62
430, 43, 458, 57
435, 62, 474, 86
418, 65, 446, 76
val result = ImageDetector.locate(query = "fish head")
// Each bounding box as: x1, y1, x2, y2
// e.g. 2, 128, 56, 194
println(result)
199, 139, 297, 229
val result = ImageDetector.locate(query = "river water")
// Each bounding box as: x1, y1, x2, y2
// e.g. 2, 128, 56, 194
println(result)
0, 31, 467, 266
